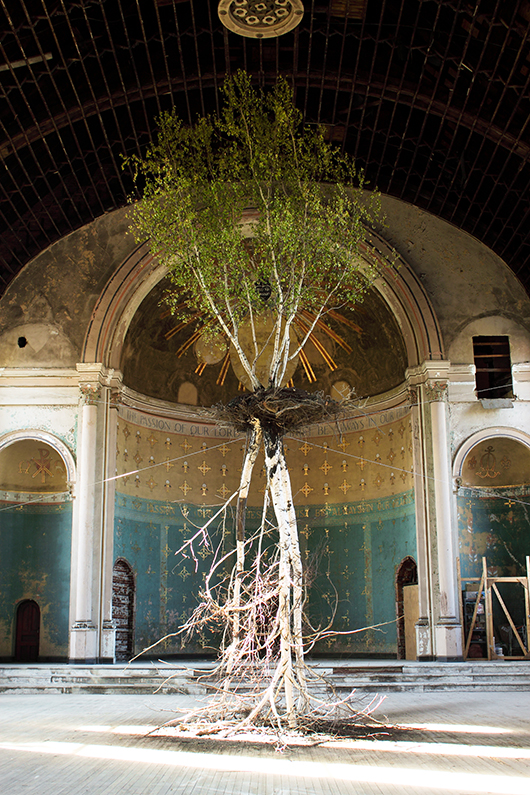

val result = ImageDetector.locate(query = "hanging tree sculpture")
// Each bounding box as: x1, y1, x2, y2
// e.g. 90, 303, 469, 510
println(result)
126, 72, 384, 730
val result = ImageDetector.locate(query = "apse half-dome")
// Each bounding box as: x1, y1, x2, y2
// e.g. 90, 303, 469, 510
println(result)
120, 277, 408, 405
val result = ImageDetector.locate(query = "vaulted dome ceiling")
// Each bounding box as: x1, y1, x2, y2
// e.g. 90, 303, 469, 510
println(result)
2, 1, 530, 295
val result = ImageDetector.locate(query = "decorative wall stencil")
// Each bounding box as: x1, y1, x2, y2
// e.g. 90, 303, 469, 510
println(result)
113, 404, 414, 655
475, 446, 500, 479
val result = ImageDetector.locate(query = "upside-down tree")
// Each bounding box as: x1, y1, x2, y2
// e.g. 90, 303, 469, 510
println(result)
126, 72, 384, 730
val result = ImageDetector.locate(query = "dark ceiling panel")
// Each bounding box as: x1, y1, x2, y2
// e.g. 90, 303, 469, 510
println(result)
1, 0, 530, 293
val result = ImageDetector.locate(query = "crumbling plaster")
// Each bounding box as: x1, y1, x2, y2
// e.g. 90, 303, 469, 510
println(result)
0, 208, 136, 366
375, 195, 530, 353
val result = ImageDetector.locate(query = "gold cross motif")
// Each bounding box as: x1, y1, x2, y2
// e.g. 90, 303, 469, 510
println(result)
299, 441, 313, 456
147, 476, 157, 491
320, 460, 332, 475
300, 524, 311, 539
217, 483, 230, 499
180, 438, 192, 453
387, 448, 396, 462
339, 479, 351, 494
164, 457, 174, 472
179, 481, 192, 496
198, 460, 211, 475
356, 457, 366, 471
301, 482, 314, 497
147, 434, 158, 447
30, 449, 54, 484
338, 436, 350, 452
219, 443, 230, 457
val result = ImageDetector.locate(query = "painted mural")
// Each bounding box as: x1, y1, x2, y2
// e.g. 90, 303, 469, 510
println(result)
114, 404, 417, 658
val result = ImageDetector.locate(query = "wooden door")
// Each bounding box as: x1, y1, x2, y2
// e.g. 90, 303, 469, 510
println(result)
112, 559, 135, 661
403, 584, 420, 660
15, 600, 40, 662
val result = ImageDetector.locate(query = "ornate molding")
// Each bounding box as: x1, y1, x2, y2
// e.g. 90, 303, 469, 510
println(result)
218, 0, 303, 39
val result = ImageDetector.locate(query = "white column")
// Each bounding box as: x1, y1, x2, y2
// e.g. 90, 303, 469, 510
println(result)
100, 383, 120, 662
407, 379, 434, 660
426, 378, 462, 660
69, 382, 100, 662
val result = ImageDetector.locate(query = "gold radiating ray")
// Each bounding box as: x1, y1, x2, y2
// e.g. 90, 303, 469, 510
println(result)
299, 309, 353, 353
216, 352, 231, 386
294, 317, 338, 371
194, 362, 207, 375
160, 300, 192, 321
298, 348, 317, 383
176, 327, 204, 357
327, 308, 363, 334
165, 314, 200, 341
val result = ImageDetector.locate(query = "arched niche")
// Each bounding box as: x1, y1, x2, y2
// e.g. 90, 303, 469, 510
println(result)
454, 430, 530, 581
0, 429, 76, 490
0, 430, 75, 661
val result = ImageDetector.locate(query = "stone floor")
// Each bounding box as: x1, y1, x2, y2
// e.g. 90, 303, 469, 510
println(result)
1, 689, 530, 794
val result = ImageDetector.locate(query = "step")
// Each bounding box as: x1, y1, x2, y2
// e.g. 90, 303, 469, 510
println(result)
2, 661, 530, 694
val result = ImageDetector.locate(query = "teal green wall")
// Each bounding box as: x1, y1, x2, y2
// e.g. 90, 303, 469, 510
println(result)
0, 501, 72, 659
114, 488, 416, 657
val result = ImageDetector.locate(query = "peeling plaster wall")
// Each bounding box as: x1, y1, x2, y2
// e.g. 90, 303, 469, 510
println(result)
375, 195, 530, 352
0, 207, 135, 367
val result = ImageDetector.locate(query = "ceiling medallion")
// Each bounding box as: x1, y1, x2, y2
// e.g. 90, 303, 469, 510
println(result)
218, 0, 304, 39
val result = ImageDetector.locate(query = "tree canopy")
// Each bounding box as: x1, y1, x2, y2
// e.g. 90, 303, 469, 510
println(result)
126, 71, 383, 392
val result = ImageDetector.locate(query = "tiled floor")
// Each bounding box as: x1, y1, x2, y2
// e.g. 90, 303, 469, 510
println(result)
1, 690, 530, 794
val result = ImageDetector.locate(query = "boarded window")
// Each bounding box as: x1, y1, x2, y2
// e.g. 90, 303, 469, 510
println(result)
473, 336, 513, 399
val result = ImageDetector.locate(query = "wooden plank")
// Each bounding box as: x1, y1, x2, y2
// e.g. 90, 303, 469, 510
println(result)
457, 557, 465, 656
484, 557, 494, 660
491, 582, 527, 656
526, 557, 530, 657
464, 570, 485, 660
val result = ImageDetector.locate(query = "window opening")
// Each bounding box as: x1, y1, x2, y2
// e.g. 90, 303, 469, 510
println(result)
473, 336, 513, 399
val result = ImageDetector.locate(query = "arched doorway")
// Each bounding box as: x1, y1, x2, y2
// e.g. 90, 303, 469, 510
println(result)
112, 559, 135, 661
15, 600, 40, 662
396, 557, 418, 660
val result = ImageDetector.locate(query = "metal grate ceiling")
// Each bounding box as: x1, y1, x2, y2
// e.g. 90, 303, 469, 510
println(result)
1, 0, 530, 294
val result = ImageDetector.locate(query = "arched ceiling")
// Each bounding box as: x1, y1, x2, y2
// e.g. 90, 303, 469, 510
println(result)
2, 1, 530, 295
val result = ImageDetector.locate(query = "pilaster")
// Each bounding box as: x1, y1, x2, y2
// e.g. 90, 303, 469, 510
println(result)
407, 361, 463, 661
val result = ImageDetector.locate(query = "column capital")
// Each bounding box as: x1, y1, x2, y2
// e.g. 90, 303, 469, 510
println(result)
425, 380, 448, 403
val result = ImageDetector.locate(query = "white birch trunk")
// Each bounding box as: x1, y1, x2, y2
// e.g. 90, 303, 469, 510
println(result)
263, 428, 306, 727
226, 420, 262, 677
